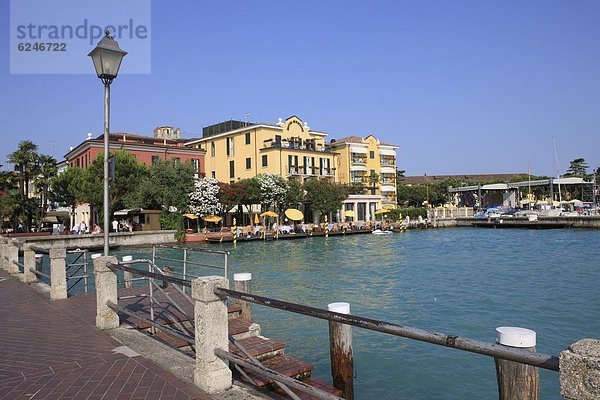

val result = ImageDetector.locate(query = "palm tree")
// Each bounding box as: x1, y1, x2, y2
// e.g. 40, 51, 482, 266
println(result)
35, 155, 58, 217
368, 172, 380, 196
8, 141, 40, 198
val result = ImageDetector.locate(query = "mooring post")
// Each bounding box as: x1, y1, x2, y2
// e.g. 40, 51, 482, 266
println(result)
495, 327, 539, 400
191, 276, 232, 393
49, 247, 67, 300
122, 255, 133, 288
233, 272, 252, 320
559, 338, 600, 400
328, 302, 354, 400
7, 239, 19, 275
23, 245, 37, 283
93, 255, 119, 329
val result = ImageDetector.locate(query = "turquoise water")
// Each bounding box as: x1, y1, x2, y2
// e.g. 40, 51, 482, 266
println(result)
110, 228, 599, 399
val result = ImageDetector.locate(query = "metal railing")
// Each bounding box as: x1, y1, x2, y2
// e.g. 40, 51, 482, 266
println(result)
66, 249, 90, 294
28, 246, 51, 282
152, 245, 228, 292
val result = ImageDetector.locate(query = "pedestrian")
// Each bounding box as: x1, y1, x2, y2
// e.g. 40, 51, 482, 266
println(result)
112, 219, 118, 232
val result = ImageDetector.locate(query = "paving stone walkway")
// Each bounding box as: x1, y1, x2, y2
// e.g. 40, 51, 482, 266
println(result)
0, 270, 210, 400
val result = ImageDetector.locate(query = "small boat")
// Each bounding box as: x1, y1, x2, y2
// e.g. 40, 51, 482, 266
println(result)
372, 229, 393, 235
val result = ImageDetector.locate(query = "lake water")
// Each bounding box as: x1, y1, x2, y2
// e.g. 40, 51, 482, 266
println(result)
88, 228, 598, 399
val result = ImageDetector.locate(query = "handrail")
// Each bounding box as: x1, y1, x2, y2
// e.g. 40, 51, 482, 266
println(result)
214, 288, 560, 371
215, 349, 342, 400
154, 244, 230, 255
29, 267, 50, 280
106, 261, 191, 287
29, 246, 49, 254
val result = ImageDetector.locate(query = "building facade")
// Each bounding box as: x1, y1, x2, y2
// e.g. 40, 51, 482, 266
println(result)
186, 116, 336, 183
329, 135, 399, 209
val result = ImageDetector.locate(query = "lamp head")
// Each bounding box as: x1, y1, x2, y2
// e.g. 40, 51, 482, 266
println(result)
88, 30, 127, 84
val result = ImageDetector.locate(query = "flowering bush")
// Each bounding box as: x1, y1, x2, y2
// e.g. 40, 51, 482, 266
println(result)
256, 174, 288, 209
188, 177, 221, 216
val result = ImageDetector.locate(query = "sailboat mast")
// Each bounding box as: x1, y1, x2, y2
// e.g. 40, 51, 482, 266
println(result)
553, 136, 562, 205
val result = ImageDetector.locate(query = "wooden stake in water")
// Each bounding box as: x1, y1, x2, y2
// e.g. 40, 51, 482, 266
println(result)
328, 302, 354, 400
495, 327, 539, 400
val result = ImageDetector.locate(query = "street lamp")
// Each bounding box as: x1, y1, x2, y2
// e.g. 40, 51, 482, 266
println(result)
88, 30, 127, 256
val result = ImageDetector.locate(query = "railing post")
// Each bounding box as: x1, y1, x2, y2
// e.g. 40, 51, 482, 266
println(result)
495, 327, 539, 400
233, 273, 252, 320
23, 245, 37, 283
328, 302, 354, 400
7, 239, 19, 275
559, 338, 600, 400
122, 255, 133, 288
93, 255, 119, 329
191, 276, 232, 393
49, 247, 67, 300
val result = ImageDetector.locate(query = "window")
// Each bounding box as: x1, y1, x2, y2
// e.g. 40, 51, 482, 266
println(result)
210, 142, 215, 157
370, 150, 375, 159
151, 155, 159, 165
262, 155, 268, 167
275, 135, 281, 144
211, 171, 216, 179
229, 160, 235, 178
245, 132, 251, 145
226, 137, 234, 156
192, 159, 199, 172
245, 157, 251, 169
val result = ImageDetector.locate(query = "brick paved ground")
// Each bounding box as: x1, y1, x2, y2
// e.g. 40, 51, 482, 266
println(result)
0, 270, 210, 400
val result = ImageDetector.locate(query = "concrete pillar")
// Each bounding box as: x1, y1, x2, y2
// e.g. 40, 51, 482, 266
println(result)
93, 255, 119, 329
7, 240, 19, 275
23, 245, 37, 283
191, 276, 232, 393
560, 339, 600, 400
49, 247, 67, 300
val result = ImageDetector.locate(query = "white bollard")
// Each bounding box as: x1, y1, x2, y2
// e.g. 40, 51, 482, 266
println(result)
328, 302, 354, 400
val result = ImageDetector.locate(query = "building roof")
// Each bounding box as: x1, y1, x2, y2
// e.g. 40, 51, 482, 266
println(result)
329, 135, 398, 148
398, 173, 534, 185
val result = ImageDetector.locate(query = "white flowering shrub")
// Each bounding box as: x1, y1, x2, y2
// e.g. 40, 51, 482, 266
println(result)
256, 174, 288, 209
188, 177, 222, 216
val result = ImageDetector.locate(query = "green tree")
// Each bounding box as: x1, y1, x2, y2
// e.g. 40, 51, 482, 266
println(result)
49, 167, 83, 229
282, 179, 304, 210
34, 155, 58, 217
129, 159, 195, 212
566, 158, 589, 177
76, 150, 148, 219
368, 172, 380, 195
304, 179, 348, 216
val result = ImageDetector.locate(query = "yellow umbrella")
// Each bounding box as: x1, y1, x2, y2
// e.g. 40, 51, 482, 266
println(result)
284, 208, 303, 221
203, 215, 222, 223
254, 214, 260, 224
183, 213, 198, 219
374, 209, 388, 215
260, 211, 279, 218
344, 210, 356, 218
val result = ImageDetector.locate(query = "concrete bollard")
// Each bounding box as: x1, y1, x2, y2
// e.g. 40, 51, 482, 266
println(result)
49, 247, 67, 300
495, 327, 539, 400
559, 339, 600, 400
233, 273, 252, 320
93, 255, 119, 330
328, 302, 354, 400
7, 240, 19, 275
23, 245, 37, 283
122, 255, 133, 288
191, 276, 232, 393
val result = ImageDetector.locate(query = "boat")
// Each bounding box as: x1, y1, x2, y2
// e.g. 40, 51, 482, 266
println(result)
372, 229, 393, 235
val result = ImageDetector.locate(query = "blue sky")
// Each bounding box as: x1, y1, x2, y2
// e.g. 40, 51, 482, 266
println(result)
1, 0, 599, 176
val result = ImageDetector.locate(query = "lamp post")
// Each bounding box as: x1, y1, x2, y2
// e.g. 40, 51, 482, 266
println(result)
88, 30, 127, 256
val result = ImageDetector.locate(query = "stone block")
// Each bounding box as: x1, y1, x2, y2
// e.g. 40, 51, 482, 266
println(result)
560, 339, 600, 400
93, 256, 119, 329
191, 276, 228, 303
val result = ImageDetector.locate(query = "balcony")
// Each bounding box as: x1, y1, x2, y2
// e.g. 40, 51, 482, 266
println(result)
268, 140, 331, 153
380, 158, 396, 166
287, 165, 334, 178
350, 153, 367, 164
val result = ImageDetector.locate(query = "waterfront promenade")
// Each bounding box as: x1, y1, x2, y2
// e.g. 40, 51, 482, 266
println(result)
0, 269, 208, 400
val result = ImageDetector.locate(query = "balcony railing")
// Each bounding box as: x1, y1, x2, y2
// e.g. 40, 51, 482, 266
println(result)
287, 166, 334, 177
269, 141, 331, 153
380, 159, 396, 166
351, 157, 367, 164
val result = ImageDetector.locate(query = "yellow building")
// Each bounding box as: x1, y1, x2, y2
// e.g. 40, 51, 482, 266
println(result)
186, 116, 337, 183
329, 135, 399, 210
